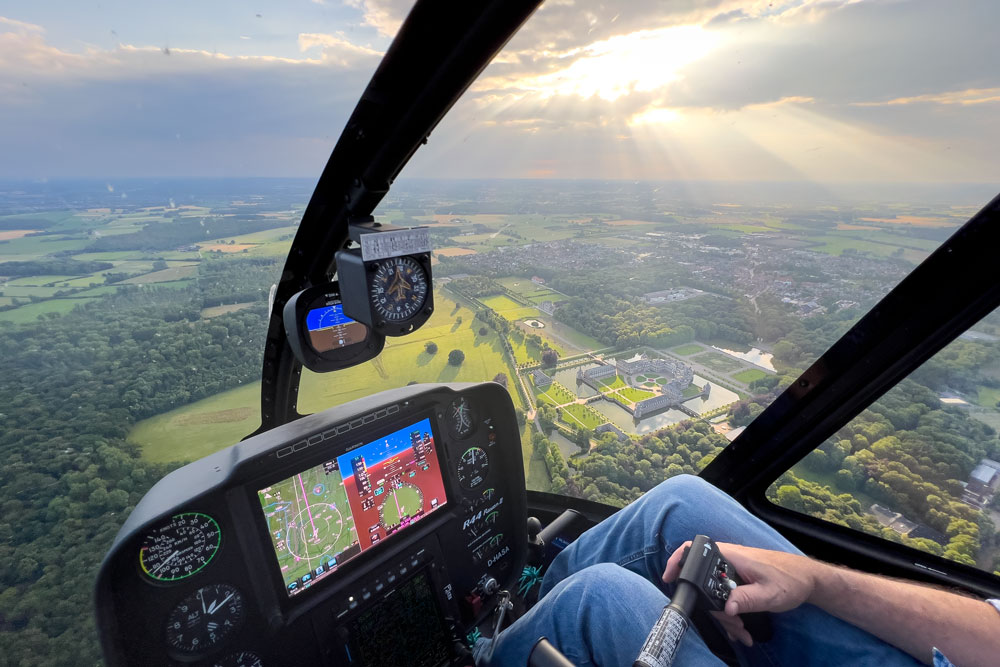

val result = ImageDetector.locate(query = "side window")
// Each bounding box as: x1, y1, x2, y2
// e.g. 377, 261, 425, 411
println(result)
770, 309, 1000, 574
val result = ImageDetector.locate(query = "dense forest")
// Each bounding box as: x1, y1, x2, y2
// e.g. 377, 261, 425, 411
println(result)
0, 261, 274, 664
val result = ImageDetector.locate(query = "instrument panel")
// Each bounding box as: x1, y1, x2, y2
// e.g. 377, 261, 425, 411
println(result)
95, 382, 526, 666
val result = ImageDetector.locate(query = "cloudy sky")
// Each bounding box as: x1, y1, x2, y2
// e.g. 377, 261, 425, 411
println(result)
1, 0, 998, 183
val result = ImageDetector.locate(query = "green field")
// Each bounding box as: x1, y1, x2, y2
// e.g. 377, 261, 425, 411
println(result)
0, 297, 98, 323
976, 386, 1000, 409
559, 403, 605, 430
510, 333, 566, 365
732, 368, 769, 383
671, 343, 704, 355
682, 383, 703, 398
691, 351, 744, 373
596, 374, 627, 390
298, 295, 523, 413
535, 380, 577, 406
617, 386, 656, 402
122, 265, 198, 284
129, 383, 262, 462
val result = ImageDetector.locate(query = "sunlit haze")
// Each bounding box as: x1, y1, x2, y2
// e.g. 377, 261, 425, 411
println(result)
1, 0, 998, 183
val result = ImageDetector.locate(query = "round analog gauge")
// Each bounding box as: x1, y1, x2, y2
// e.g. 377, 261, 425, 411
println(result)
213, 651, 263, 667
456, 446, 489, 490
165, 583, 244, 655
140, 512, 221, 582
370, 256, 429, 323
449, 397, 475, 438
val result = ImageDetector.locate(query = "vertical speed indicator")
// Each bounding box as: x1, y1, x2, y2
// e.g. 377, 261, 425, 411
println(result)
456, 446, 489, 490
448, 397, 475, 439
139, 512, 221, 582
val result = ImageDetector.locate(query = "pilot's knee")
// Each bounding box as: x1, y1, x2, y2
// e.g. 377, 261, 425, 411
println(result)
555, 563, 657, 609
654, 473, 724, 505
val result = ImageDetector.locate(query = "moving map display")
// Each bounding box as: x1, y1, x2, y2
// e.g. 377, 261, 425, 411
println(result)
257, 417, 447, 597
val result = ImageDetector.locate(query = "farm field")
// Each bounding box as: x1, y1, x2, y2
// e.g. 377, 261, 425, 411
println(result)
0, 297, 98, 323
130, 383, 262, 463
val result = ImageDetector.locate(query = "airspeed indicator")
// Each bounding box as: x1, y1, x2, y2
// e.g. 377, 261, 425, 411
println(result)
140, 512, 221, 582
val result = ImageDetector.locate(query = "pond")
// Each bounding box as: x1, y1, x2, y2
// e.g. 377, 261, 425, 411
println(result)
682, 374, 741, 415
589, 400, 689, 434
711, 346, 775, 371
551, 363, 600, 398
549, 430, 581, 460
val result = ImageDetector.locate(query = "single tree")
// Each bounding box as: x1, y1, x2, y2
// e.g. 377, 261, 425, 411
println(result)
492, 372, 508, 388
479, 326, 488, 336
541, 348, 559, 367
448, 349, 466, 366
425, 341, 438, 354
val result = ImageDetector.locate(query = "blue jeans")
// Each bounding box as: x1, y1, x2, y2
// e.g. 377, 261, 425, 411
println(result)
474, 475, 925, 667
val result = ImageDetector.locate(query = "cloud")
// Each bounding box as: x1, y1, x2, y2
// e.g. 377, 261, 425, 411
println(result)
0, 19, 380, 178
343, 0, 412, 38
851, 88, 1000, 107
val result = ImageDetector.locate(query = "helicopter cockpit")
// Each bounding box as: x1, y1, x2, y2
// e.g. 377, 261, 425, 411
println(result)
87, 1, 1000, 666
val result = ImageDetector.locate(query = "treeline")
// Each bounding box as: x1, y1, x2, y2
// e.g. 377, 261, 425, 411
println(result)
0, 284, 267, 663
0, 259, 113, 277
531, 419, 729, 507
555, 294, 765, 349
198, 257, 281, 307
777, 379, 1000, 567
87, 216, 287, 252
449, 275, 505, 298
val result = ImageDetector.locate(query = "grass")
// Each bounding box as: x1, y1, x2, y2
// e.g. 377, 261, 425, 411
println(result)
595, 374, 627, 390
732, 368, 769, 383
535, 380, 576, 406
559, 403, 605, 430
298, 295, 523, 414
671, 343, 703, 355
617, 386, 656, 402
201, 302, 255, 319
130, 383, 262, 463
510, 333, 566, 365
122, 265, 198, 284
976, 385, 1000, 409
682, 383, 704, 398
691, 351, 744, 373
0, 297, 98, 323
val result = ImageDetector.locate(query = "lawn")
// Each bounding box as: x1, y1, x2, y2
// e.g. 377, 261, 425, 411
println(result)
510, 333, 565, 365
681, 383, 704, 398
617, 386, 656, 403
691, 352, 744, 373
479, 294, 524, 311
732, 368, 769, 383
130, 383, 262, 463
671, 343, 704, 355
559, 403, 605, 430
595, 374, 627, 391
535, 380, 576, 406
201, 302, 255, 319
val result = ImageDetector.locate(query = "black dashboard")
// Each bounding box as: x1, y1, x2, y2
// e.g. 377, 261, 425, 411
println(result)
95, 382, 527, 666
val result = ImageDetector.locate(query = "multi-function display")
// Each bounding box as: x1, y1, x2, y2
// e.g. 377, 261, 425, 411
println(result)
257, 417, 448, 596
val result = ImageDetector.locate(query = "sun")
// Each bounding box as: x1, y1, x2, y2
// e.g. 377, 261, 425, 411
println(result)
528, 25, 719, 102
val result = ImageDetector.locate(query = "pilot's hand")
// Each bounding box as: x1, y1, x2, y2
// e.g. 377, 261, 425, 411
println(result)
662, 541, 820, 646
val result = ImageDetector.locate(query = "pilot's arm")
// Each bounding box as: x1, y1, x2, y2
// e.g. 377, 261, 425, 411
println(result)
664, 542, 1000, 667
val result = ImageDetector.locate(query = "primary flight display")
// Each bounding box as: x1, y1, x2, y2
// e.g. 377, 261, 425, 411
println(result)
257, 417, 448, 597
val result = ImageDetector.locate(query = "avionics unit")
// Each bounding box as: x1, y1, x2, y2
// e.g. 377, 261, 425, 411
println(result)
95, 383, 526, 667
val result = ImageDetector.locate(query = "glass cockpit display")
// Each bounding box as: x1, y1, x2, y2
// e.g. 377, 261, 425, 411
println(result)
257, 417, 448, 597
305, 303, 368, 352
